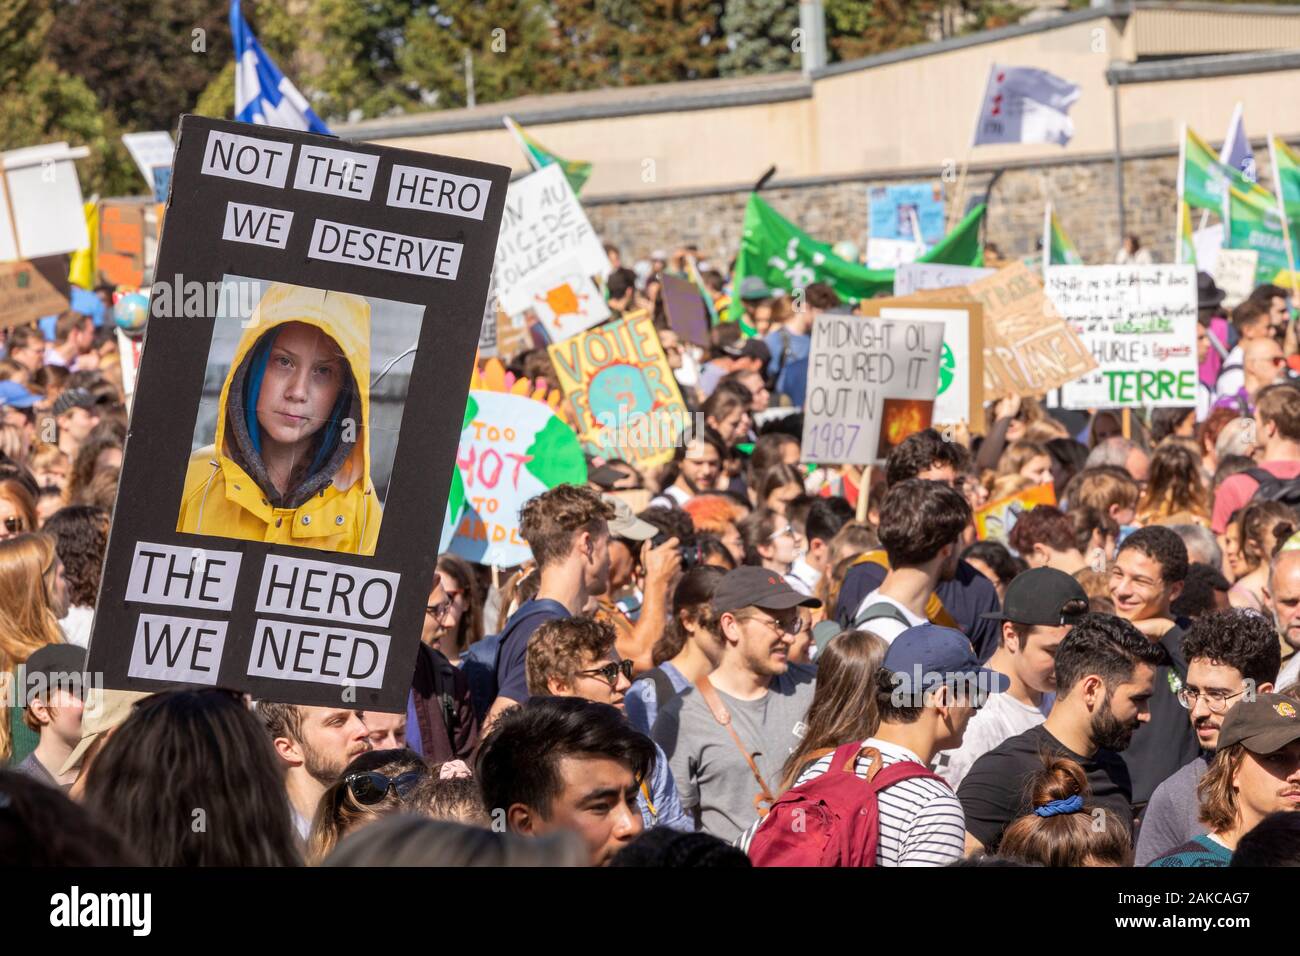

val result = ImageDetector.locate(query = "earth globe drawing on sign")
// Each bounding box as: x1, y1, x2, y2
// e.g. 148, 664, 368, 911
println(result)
937, 341, 954, 395
587, 363, 656, 451
444, 389, 587, 567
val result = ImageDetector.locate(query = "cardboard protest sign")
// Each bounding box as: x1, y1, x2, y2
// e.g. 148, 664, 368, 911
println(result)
893, 262, 994, 296
802, 313, 944, 465
661, 273, 710, 347
860, 299, 984, 435
966, 263, 1096, 398
1047, 265, 1198, 410
85, 116, 509, 711
494, 163, 608, 315
524, 261, 611, 342
449, 390, 587, 567
1213, 249, 1259, 309
1, 143, 90, 261
547, 311, 691, 470
975, 483, 1057, 545
0, 257, 69, 330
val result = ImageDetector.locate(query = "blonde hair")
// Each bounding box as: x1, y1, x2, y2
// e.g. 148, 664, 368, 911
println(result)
0, 424, 28, 464
0, 532, 66, 761
996, 441, 1051, 480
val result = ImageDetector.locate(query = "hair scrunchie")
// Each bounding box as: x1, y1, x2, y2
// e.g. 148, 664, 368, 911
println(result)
1033, 794, 1085, 817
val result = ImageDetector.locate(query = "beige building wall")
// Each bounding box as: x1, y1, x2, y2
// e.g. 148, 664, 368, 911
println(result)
356, 5, 1300, 200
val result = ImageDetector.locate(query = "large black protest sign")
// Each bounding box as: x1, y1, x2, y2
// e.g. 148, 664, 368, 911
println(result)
87, 116, 509, 711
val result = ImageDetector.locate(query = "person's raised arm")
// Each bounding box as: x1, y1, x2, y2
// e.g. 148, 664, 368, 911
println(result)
619, 538, 682, 673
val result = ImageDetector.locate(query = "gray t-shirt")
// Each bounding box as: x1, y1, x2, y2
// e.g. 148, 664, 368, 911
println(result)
1134, 752, 1212, 867
652, 665, 816, 844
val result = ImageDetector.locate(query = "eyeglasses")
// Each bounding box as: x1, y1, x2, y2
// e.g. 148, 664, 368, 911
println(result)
3, 516, 23, 533
767, 524, 794, 541
745, 613, 807, 636
1177, 686, 1248, 714
426, 599, 452, 619
576, 658, 635, 686
345, 769, 426, 806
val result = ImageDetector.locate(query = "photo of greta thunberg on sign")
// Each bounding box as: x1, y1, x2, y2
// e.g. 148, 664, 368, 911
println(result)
176, 276, 424, 556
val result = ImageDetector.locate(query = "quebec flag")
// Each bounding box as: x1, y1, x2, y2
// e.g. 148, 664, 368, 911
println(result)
230, 0, 332, 135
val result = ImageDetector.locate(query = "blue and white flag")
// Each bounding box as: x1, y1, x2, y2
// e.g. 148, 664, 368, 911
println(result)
1220, 102, 1256, 184
230, 0, 332, 135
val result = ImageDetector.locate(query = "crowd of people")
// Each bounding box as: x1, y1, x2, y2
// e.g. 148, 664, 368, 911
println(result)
3, 260, 1300, 870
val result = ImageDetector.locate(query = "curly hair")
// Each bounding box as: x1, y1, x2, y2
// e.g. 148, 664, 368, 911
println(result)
526, 615, 617, 696
41, 505, 109, 608
1181, 608, 1282, 689
884, 428, 967, 486
1116, 524, 1189, 585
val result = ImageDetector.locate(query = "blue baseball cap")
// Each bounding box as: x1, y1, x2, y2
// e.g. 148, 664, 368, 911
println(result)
882, 624, 1010, 704
0, 380, 39, 409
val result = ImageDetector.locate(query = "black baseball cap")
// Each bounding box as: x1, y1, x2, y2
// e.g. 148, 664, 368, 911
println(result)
721, 338, 772, 366
711, 566, 821, 615
1216, 693, 1300, 753
979, 568, 1088, 627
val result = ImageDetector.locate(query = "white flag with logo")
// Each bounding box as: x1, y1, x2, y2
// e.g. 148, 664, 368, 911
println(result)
973, 65, 1080, 147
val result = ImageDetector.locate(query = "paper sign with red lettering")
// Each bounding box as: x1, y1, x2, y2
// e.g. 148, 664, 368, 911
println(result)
448, 390, 587, 566
547, 311, 692, 469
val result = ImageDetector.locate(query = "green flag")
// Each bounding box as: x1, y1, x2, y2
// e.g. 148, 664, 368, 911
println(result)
730, 193, 984, 321
1271, 135, 1300, 222
1224, 181, 1298, 284
1178, 200, 1196, 267
1047, 206, 1082, 265
504, 116, 592, 196
1181, 125, 1254, 214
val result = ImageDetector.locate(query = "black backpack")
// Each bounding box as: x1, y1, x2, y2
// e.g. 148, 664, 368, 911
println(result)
1245, 467, 1300, 509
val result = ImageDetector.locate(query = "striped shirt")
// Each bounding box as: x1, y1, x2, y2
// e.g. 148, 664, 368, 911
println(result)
740, 738, 966, 867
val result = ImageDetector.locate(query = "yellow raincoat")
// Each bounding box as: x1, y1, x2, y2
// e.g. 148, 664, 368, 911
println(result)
176, 283, 381, 555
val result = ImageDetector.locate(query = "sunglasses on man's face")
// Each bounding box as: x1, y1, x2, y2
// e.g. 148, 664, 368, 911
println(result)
344, 769, 426, 806
577, 658, 635, 686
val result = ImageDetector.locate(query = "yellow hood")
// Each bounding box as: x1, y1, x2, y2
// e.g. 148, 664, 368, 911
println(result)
216, 282, 372, 496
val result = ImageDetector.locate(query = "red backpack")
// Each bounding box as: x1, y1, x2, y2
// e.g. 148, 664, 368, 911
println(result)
747, 741, 945, 867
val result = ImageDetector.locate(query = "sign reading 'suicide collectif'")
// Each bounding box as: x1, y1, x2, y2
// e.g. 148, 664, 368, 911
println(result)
86, 116, 509, 712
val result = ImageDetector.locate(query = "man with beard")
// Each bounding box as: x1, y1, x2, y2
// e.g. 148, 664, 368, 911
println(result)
1107, 526, 1202, 809
1266, 547, 1300, 689
256, 702, 372, 840
652, 566, 819, 842
850, 479, 972, 644
650, 431, 727, 509
485, 485, 615, 732
1135, 609, 1278, 865
958, 613, 1162, 854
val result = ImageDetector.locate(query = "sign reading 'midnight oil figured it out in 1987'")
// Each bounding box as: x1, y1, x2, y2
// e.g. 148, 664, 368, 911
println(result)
85, 116, 509, 712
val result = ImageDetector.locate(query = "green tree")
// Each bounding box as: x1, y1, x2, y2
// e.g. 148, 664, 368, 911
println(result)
399, 0, 553, 110
0, 1, 135, 195
825, 1, 1028, 63
44, 0, 231, 133
719, 0, 799, 76
304, 0, 426, 122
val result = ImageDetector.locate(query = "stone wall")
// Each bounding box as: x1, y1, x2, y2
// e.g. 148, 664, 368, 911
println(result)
585, 150, 1270, 271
